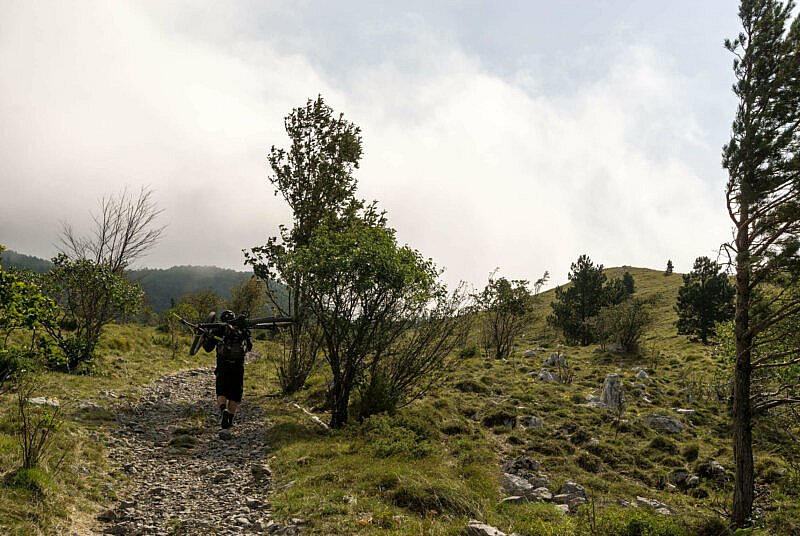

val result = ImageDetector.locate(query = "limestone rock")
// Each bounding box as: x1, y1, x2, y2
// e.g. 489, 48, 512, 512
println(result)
543, 352, 566, 367
501, 473, 533, 496
636, 496, 671, 513
531, 487, 553, 502
524, 415, 544, 429
466, 519, 507, 536
635, 369, 650, 381
27, 397, 59, 407
554, 504, 570, 515
644, 414, 683, 434
600, 374, 625, 410
502, 456, 542, 474
537, 369, 557, 382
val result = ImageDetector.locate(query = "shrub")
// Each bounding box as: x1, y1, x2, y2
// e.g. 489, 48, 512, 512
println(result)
682, 443, 700, 462
593, 506, 690, 536
595, 297, 654, 354
389, 480, 475, 516
459, 344, 478, 358
361, 413, 436, 459
648, 436, 679, 455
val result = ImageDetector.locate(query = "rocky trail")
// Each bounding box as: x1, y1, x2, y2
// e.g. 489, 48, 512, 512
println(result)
94, 367, 300, 536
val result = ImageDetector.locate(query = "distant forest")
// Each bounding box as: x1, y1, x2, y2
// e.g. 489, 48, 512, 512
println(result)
0, 249, 265, 313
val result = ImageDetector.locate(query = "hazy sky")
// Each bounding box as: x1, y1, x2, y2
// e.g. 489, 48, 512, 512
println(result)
0, 1, 742, 288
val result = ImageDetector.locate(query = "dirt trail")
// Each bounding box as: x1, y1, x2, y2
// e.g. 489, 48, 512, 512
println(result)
94, 367, 299, 536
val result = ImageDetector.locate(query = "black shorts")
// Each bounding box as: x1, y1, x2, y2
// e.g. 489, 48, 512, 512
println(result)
215, 358, 244, 403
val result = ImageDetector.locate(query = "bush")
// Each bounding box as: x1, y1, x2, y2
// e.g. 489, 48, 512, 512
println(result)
454, 378, 489, 394
595, 297, 654, 354
389, 480, 476, 516
3, 467, 52, 495
682, 443, 700, 462
648, 436, 679, 455
360, 413, 437, 459
592, 506, 690, 536
459, 344, 478, 358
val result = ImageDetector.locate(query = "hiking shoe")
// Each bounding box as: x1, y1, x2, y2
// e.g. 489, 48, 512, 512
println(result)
221, 410, 234, 429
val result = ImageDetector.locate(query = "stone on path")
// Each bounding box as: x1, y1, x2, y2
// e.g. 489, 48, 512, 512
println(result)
95, 366, 280, 535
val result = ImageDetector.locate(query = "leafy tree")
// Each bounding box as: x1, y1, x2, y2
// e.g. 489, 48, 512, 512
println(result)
474, 271, 547, 359
177, 289, 223, 323
675, 257, 734, 344
42, 255, 142, 371
0, 246, 58, 386
722, 0, 800, 525
228, 277, 266, 316
280, 211, 454, 428
549, 255, 611, 345
665, 260, 674, 276
247, 96, 363, 394
356, 284, 471, 418
595, 297, 654, 354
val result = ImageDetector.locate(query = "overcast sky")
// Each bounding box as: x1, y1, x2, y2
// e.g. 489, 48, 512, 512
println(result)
0, 1, 742, 288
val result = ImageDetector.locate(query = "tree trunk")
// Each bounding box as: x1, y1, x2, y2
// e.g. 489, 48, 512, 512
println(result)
732, 214, 754, 528
329, 382, 350, 429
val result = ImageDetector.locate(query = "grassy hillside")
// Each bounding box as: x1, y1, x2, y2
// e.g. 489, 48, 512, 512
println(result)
0, 267, 797, 535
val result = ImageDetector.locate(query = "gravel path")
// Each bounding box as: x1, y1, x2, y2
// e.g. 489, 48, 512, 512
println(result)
95, 367, 299, 536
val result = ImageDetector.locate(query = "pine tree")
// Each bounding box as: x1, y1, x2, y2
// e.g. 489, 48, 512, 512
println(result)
675, 257, 734, 344
549, 255, 607, 345
722, 0, 800, 525
665, 260, 674, 276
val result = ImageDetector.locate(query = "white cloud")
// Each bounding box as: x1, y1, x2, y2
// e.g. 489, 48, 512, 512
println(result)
0, 1, 730, 289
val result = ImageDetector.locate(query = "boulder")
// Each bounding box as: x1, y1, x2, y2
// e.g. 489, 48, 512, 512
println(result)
636, 496, 671, 513
524, 415, 544, 429
668, 469, 698, 488
537, 369, 557, 382
543, 352, 566, 367
501, 473, 534, 497
499, 496, 526, 505
531, 487, 553, 502
27, 397, 59, 407
635, 369, 650, 381
600, 374, 625, 410
554, 504, 570, 515
644, 414, 683, 434
560, 481, 587, 498
466, 520, 507, 536
502, 456, 542, 474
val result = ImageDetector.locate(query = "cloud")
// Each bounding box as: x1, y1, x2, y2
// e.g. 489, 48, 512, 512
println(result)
0, 1, 730, 290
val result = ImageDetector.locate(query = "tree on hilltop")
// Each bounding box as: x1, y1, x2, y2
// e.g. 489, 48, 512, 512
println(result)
665, 259, 674, 276
675, 256, 734, 344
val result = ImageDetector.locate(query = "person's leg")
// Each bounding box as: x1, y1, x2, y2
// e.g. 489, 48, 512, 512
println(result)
220, 363, 244, 428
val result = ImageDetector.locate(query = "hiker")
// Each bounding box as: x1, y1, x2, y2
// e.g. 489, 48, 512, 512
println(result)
213, 310, 252, 429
